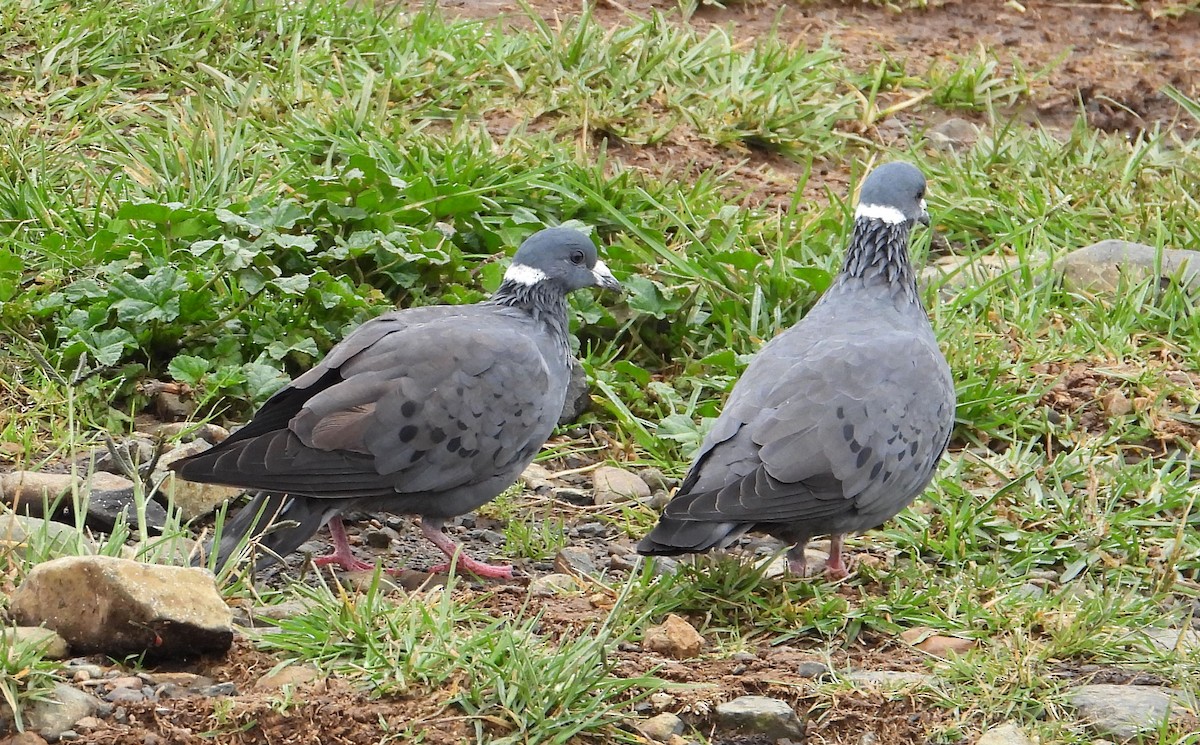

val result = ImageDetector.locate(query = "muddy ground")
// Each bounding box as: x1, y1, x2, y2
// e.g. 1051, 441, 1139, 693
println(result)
14, 1, 1200, 744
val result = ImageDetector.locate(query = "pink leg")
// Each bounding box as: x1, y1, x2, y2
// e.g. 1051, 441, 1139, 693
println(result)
824, 534, 850, 580
786, 540, 809, 576
312, 517, 377, 572
421, 517, 513, 580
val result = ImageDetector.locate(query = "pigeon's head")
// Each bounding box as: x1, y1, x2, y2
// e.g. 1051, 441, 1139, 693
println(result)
855, 162, 930, 227
503, 227, 621, 293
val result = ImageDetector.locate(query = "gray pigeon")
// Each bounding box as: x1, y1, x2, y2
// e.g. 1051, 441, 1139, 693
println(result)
637, 162, 954, 578
173, 227, 621, 578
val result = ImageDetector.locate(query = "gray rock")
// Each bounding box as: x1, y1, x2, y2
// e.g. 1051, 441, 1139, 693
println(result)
9, 555, 233, 658
875, 117, 910, 143
471, 528, 504, 546
2, 626, 70, 659
249, 597, 322, 624
928, 117, 980, 151
104, 688, 145, 704
85, 483, 168, 534
553, 487, 592, 506
637, 712, 685, 742
1060, 240, 1200, 294
592, 466, 651, 505
0, 514, 95, 556
848, 670, 931, 687
90, 438, 155, 476
520, 463, 556, 494
637, 468, 673, 493
977, 721, 1034, 745
152, 441, 244, 521
0, 469, 165, 533
796, 661, 830, 678
200, 682, 237, 697
0, 471, 76, 510
528, 573, 581, 597
554, 546, 599, 578
573, 522, 607, 538
558, 357, 590, 426
12, 683, 101, 740
1136, 627, 1200, 654
647, 555, 679, 577
153, 390, 195, 422
715, 695, 804, 740
1068, 683, 1195, 739
363, 528, 396, 549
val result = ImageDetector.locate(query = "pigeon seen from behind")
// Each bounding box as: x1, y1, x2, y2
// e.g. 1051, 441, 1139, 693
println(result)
637, 162, 954, 578
172, 227, 621, 578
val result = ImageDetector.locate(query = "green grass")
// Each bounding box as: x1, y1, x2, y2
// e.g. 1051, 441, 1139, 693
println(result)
2, 0, 1200, 741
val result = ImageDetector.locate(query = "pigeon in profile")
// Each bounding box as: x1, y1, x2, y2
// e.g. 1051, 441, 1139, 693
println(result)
637, 162, 954, 578
173, 227, 621, 578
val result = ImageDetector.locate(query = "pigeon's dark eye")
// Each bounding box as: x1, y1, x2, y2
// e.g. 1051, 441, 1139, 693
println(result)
569, 250, 586, 265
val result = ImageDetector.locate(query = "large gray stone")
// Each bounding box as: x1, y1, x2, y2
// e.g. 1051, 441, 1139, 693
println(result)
715, 695, 804, 740
9, 555, 233, 658
1068, 683, 1195, 740
0, 471, 165, 533
1059, 240, 1200, 294
0, 683, 100, 740
0, 514, 95, 556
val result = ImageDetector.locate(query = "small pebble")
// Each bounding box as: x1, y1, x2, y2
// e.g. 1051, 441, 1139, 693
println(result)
732, 652, 757, 662
202, 682, 237, 697
73, 716, 104, 732
575, 522, 607, 537
470, 529, 504, 546
108, 676, 144, 690
609, 554, 637, 571
796, 661, 830, 678
105, 688, 146, 703
58, 731, 80, 741
363, 529, 394, 549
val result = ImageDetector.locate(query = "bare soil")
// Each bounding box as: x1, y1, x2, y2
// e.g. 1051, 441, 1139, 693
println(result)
10, 2, 1200, 744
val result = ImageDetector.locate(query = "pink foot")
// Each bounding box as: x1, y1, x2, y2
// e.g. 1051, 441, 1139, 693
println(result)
428, 555, 514, 580
421, 517, 513, 580
311, 516, 381, 572
824, 534, 850, 580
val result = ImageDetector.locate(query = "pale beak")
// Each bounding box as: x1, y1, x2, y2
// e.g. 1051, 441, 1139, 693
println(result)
917, 198, 931, 227
592, 259, 621, 291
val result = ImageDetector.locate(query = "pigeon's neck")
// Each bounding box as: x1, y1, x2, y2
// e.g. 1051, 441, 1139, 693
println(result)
487, 281, 571, 348
830, 218, 919, 305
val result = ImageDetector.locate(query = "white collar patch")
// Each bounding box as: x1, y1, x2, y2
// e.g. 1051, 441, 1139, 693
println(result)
855, 203, 907, 224
503, 263, 549, 286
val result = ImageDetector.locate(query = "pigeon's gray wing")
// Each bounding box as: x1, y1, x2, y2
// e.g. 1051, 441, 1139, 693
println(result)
661, 331, 952, 530
173, 308, 561, 500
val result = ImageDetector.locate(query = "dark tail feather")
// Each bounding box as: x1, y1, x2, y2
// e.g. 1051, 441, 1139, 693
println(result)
636, 517, 746, 556
202, 492, 337, 572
